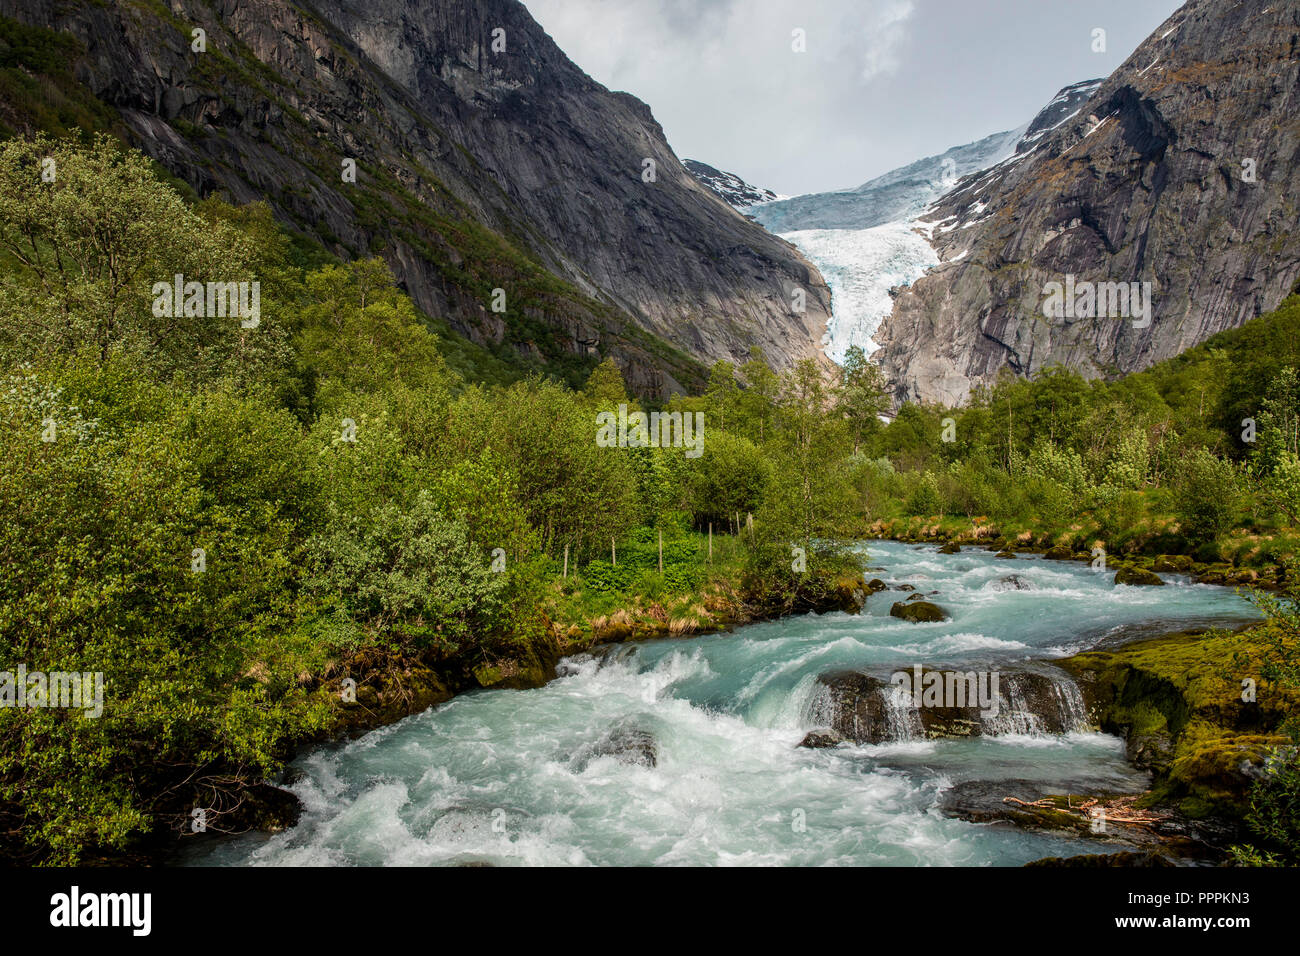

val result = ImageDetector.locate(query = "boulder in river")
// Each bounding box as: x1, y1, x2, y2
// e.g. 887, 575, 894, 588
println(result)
992, 574, 1033, 591
1044, 545, 1073, 560
866, 578, 888, 593
938, 542, 961, 554
995, 550, 1017, 559
810, 673, 901, 744
797, 730, 844, 749
890, 600, 948, 623
811, 667, 1089, 743
1115, 566, 1165, 586
571, 723, 658, 770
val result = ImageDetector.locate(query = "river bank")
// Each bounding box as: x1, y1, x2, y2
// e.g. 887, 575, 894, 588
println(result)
865, 517, 1285, 589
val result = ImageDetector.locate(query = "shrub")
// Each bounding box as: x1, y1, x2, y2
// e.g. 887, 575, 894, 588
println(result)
1173, 449, 1241, 539
303, 492, 507, 654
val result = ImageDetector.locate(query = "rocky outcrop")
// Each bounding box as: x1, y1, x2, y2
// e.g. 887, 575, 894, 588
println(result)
683, 159, 779, 210
797, 730, 843, 749
808, 667, 1089, 744
0, 0, 833, 397
1059, 627, 1297, 811
570, 722, 658, 770
874, 0, 1300, 405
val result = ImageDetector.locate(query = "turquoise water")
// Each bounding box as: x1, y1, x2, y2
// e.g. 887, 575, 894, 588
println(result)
191, 542, 1260, 866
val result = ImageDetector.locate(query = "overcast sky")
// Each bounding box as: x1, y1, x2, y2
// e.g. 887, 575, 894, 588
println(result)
521, 0, 1184, 196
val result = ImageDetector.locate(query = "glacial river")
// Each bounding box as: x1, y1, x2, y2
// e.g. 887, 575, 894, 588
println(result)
190, 541, 1260, 866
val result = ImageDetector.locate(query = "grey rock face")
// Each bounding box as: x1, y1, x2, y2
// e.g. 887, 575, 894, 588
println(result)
1, 0, 833, 395
874, 0, 1300, 406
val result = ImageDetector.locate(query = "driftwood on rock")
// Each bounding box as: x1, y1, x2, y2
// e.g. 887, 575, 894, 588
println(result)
1002, 794, 1170, 828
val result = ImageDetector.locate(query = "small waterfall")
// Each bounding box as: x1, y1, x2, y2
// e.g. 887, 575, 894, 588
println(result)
880, 681, 924, 741
980, 670, 1089, 737
981, 677, 1045, 736
1049, 677, 1090, 732
804, 681, 836, 729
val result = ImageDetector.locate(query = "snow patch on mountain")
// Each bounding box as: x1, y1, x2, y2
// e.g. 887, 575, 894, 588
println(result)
683, 159, 783, 210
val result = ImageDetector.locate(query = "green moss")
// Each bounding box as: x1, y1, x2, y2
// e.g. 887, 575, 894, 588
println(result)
1063, 627, 1299, 812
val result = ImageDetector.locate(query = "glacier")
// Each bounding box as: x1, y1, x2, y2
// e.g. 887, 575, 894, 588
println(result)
778, 223, 938, 364
745, 80, 1102, 365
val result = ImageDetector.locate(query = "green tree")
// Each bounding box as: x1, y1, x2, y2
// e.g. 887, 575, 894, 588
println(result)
840, 344, 890, 453
0, 134, 286, 382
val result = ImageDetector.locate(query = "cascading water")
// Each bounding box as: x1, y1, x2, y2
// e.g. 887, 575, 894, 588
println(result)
981, 676, 1048, 736
188, 542, 1260, 867
881, 681, 925, 741
1050, 676, 1090, 733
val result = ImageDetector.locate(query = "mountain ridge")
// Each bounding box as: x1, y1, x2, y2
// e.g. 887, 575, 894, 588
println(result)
726, 79, 1100, 364
872, 0, 1300, 406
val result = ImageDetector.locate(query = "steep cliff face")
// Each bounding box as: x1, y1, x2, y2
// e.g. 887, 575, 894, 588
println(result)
0, 0, 832, 396
873, 0, 1300, 406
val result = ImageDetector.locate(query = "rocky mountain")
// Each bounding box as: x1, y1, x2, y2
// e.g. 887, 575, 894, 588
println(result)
743, 80, 1100, 364
683, 159, 780, 210
0, 0, 833, 397
873, 0, 1300, 406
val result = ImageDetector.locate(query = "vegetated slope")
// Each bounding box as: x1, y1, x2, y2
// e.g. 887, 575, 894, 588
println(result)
0, 0, 835, 396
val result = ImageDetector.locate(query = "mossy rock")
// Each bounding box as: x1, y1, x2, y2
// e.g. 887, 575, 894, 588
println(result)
890, 600, 949, 623
866, 578, 888, 593
1152, 554, 1194, 573
995, 550, 1017, 559
830, 573, 869, 614
1116, 565, 1165, 586
938, 541, 960, 554
1059, 627, 1299, 814
1044, 545, 1073, 560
